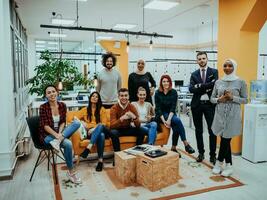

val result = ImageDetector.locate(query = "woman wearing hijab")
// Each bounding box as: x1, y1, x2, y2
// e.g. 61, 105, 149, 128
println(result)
128, 59, 156, 104
210, 59, 248, 177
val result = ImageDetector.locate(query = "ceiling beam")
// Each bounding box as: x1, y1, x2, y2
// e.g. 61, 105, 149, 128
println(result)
40, 24, 173, 38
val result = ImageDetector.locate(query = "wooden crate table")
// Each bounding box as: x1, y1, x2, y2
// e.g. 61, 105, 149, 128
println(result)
136, 150, 179, 191
114, 151, 136, 184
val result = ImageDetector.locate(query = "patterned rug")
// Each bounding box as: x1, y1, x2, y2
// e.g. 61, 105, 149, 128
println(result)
52, 150, 243, 200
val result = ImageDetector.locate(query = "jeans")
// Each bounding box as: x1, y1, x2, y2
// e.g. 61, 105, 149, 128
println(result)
217, 137, 232, 164
140, 121, 157, 145
88, 124, 109, 159
109, 127, 146, 151
162, 113, 186, 146
44, 120, 80, 169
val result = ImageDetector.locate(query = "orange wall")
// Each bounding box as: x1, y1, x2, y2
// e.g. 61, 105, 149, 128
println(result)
99, 40, 128, 87
218, 0, 267, 153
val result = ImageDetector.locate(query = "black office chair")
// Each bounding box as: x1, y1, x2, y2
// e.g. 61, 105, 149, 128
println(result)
26, 116, 64, 184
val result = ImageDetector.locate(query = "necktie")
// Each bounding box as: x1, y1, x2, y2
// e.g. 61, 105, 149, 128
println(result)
201, 69, 206, 83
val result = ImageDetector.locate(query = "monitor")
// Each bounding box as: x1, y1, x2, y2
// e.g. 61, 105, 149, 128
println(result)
174, 80, 184, 87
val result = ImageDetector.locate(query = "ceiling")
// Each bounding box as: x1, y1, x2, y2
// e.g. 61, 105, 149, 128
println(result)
16, 0, 218, 48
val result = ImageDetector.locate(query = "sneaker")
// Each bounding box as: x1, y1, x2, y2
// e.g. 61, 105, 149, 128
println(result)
212, 161, 223, 175
210, 155, 216, 165
80, 148, 90, 159
96, 162, 103, 172
49, 139, 60, 151
66, 171, 82, 184
196, 154, 204, 162
185, 144, 195, 154
171, 148, 182, 158
221, 163, 233, 177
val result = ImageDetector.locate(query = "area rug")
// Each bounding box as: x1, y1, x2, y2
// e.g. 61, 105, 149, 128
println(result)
52, 150, 244, 200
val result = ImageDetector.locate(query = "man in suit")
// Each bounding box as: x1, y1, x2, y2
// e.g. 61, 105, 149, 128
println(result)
189, 51, 218, 165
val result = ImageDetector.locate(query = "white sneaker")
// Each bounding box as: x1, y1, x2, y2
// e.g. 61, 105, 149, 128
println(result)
212, 161, 223, 175
49, 139, 60, 151
66, 171, 82, 184
221, 163, 233, 177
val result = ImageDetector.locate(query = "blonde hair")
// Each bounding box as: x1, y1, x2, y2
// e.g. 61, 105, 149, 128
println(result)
137, 86, 146, 93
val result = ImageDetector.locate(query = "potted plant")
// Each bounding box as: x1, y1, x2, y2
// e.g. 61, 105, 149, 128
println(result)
26, 50, 93, 96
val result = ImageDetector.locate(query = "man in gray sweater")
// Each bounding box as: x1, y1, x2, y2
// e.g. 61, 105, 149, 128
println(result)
96, 52, 122, 109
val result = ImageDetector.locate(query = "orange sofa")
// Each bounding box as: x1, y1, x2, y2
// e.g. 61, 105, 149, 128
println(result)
66, 109, 170, 164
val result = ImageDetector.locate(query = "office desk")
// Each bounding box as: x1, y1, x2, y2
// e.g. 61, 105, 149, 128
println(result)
177, 98, 193, 128
29, 100, 88, 116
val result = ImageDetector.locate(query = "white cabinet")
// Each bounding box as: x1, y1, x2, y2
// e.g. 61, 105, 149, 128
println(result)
242, 104, 267, 163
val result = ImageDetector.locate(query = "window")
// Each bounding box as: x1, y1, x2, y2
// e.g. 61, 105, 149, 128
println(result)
10, 0, 29, 117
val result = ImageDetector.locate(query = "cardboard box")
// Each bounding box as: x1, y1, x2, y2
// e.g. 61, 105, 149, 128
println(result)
136, 150, 179, 191
114, 151, 136, 184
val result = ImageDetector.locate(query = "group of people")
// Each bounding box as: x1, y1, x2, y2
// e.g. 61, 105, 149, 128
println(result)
38, 51, 247, 184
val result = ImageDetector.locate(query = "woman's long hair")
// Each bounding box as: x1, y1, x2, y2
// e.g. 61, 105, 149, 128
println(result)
159, 74, 173, 92
87, 91, 102, 123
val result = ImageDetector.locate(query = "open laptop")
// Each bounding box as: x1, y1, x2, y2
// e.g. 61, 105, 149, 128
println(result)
76, 95, 89, 103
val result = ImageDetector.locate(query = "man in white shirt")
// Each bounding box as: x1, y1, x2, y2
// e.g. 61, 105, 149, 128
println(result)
96, 52, 122, 109
189, 51, 218, 164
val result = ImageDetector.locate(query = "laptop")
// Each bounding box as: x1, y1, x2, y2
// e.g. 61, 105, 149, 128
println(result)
144, 149, 168, 158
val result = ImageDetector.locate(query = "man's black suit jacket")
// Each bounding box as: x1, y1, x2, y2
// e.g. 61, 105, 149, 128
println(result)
189, 67, 218, 109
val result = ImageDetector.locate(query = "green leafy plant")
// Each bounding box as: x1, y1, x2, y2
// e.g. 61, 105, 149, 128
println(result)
26, 50, 93, 96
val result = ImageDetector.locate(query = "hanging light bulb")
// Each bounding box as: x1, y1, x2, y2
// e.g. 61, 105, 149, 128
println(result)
149, 39, 153, 51
126, 41, 130, 53
57, 78, 63, 91
93, 74, 98, 87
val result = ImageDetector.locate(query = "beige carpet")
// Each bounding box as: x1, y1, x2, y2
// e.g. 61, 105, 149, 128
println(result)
52, 151, 243, 200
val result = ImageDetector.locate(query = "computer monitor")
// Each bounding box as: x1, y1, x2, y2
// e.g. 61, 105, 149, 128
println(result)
179, 86, 189, 93
174, 80, 184, 87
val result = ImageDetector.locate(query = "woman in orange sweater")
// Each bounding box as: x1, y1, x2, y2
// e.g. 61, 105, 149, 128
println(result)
75, 91, 109, 171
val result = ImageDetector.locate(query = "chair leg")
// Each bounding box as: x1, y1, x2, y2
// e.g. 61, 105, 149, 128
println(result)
47, 150, 50, 171
51, 150, 58, 185
29, 150, 43, 182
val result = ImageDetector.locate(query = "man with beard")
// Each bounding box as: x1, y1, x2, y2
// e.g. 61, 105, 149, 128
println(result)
109, 88, 146, 153
189, 51, 218, 165
96, 52, 122, 109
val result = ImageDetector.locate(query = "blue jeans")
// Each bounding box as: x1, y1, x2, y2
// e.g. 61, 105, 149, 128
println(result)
140, 121, 158, 145
88, 124, 109, 159
162, 113, 186, 146
44, 120, 80, 169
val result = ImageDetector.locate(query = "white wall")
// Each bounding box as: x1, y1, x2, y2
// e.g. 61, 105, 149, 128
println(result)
0, 0, 17, 177
258, 21, 267, 80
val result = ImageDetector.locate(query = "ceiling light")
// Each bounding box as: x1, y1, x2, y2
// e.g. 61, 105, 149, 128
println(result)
36, 40, 46, 44
52, 18, 75, 25
49, 33, 67, 38
144, 0, 179, 11
149, 39, 153, 51
113, 23, 137, 30
96, 36, 113, 40
126, 41, 130, 53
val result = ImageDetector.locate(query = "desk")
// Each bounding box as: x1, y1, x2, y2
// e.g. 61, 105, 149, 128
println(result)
177, 98, 193, 128
29, 100, 88, 116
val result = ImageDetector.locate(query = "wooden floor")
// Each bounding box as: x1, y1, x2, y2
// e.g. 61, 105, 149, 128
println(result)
1, 114, 267, 200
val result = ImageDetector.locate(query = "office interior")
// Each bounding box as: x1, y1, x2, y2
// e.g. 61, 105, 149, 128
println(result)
0, 0, 267, 199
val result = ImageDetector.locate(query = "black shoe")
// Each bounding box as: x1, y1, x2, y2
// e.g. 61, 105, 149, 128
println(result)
171, 148, 181, 158
112, 160, 115, 166
196, 154, 204, 162
210, 156, 216, 165
96, 162, 103, 172
80, 148, 90, 158
185, 144, 195, 154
